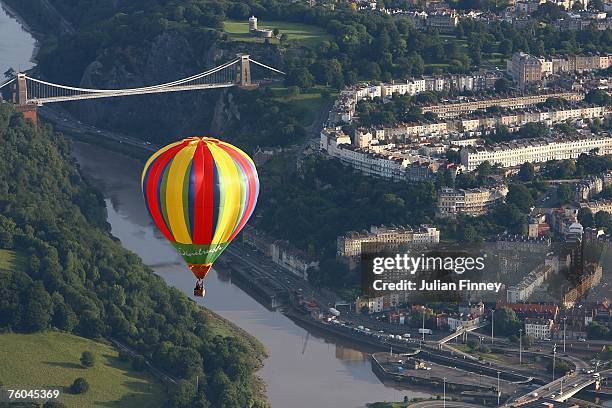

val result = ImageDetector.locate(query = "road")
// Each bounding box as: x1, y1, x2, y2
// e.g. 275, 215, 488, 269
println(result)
513, 368, 611, 405
39, 105, 158, 152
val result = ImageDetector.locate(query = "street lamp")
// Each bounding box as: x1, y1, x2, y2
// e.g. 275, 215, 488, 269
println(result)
497, 370, 501, 407
491, 308, 495, 344
443, 377, 447, 408
422, 311, 425, 342
563, 317, 567, 353
519, 328, 523, 365
552, 343, 557, 381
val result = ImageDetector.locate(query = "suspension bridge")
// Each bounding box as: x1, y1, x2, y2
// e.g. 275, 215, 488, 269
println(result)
0, 54, 284, 106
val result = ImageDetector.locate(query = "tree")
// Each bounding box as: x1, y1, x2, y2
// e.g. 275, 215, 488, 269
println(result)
506, 184, 534, 213
594, 211, 611, 229
547, 358, 571, 375
499, 39, 513, 57
577, 207, 593, 228
80, 351, 95, 368
587, 322, 610, 340
70, 378, 89, 394
518, 162, 535, 182
20, 281, 53, 332
522, 334, 535, 349
585, 89, 611, 106
272, 28, 279, 37
494, 77, 511, 93
587, 321, 610, 339
132, 355, 147, 371
287, 67, 314, 91
518, 122, 550, 139
557, 184, 572, 204
493, 308, 521, 336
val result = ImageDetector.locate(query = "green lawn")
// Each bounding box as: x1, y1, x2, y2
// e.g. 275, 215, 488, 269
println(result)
0, 249, 27, 271
269, 85, 336, 127
223, 19, 331, 48
0, 332, 165, 408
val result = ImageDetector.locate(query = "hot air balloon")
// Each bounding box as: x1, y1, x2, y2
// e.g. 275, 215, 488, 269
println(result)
141, 137, 259, 297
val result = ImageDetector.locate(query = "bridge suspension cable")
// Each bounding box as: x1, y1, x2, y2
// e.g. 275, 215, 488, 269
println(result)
249, 58, 286, 75
7, 55, 285, 105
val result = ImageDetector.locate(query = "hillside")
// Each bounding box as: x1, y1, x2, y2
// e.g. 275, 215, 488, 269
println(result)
0, 332, 164, 407
0, 103, 268, 407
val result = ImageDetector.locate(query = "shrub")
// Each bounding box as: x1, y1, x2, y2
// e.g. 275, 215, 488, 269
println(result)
70, 377, 89, 394
80, 351, 95, 368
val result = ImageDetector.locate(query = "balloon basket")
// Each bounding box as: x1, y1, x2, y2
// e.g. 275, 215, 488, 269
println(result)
194, 287, 205, 297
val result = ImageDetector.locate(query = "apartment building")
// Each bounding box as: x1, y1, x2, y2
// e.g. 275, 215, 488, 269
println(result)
507, 52, 611, 87
437, 185, 508, 217
524, 318, 554, 339
320, 127, 441, 182
506, 263, 555, 303
507, 52, 543, 89
579, 199, 612, 214
575, 175, 604, 201
456, 104, 609, 134
420, 92, 583, 119
460, 134, 612, 171
337, 225, 440, 257
562, 264, 603, 308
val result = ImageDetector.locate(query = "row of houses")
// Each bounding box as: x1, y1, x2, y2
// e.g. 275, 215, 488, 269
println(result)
353, 103, 608, 142
328, 72, 504, 125
508, 52, 611, 89
419, 91, 584, 119
320, 127, 444, 182
241, 225, 319, 280
337, 224, 440, 257
460, 133, 612, 171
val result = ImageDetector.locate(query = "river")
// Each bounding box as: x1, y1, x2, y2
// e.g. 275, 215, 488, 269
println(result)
0, 5, 433, 406
0, 2, 36, 76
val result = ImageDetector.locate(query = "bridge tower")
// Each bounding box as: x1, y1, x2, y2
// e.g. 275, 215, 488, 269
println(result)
13, 73, 28, 106
10, 73, 38, 123
237, 54, 252, 87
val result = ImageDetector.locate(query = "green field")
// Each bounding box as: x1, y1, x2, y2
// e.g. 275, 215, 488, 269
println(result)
223, 19, 331, 48
0, 332, 165, 408
0, 249, 27, 271
269, 85, 336, 127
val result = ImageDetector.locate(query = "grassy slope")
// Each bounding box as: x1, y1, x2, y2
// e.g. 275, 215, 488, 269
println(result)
0, 332, 165, 408
0, 249, 27, 272
268, 85, 336, 127
223, 19, 331, 48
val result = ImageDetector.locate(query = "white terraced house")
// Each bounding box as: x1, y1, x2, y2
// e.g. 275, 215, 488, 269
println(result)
460, 134, 612, 171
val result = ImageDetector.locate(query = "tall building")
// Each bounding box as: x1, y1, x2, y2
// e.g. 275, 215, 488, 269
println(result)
507, 52, 543, 89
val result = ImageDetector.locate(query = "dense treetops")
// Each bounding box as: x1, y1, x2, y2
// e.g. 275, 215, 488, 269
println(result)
0, 104, 267, 408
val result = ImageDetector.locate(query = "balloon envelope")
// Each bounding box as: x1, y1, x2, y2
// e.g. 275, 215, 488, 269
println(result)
141, 137, 259, 279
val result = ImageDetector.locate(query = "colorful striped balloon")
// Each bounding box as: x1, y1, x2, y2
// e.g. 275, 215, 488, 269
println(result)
141, 137, 259, 284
